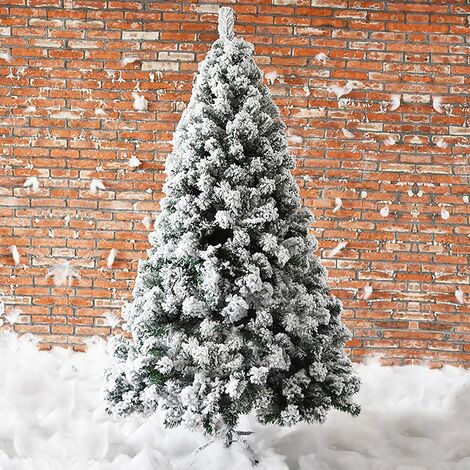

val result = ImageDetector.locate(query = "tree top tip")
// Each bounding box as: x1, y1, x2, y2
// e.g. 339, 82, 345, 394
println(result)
218, 7, 235, 41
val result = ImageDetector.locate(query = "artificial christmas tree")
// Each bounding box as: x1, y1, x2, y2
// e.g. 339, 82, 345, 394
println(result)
105, 7, 360, 443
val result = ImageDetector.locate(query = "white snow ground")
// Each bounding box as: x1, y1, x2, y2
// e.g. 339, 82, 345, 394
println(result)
0, 333, 469, 470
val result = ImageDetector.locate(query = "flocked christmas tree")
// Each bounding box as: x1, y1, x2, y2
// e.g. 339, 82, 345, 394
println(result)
105, 7, 360, 442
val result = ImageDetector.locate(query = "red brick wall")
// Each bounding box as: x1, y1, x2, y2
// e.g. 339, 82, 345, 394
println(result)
0, 0, 468, 365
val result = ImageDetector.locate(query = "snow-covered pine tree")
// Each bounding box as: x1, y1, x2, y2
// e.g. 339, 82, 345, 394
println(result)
105, 7, 360, 440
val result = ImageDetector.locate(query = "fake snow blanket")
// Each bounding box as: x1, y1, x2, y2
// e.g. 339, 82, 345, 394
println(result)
0, 333, 469, 470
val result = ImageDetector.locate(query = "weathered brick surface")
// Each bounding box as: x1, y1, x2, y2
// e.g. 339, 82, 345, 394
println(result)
0, 0, 468, 365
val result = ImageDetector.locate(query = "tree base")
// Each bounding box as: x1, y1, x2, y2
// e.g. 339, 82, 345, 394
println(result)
190, 430, 259, 467
226, 430, 259, 465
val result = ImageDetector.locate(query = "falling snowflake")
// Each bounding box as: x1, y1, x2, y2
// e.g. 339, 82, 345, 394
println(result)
328, 81, 354, 99
0, 51, 12, 63
342, 128, 355, 138
23, 176, 39, 192
332, 197, 342, 213
46, 261, 80, 286
380, 204, 390, 218
149, 71, 162, 82
432, 96, 445, 114
128, 155, 141, 169
107, 249, 118, 268
120, 56, 141, 66
90, 179, 106, 194
6, 309, 21, 324
9, 245, 20, 265
389, 94, 401, 111
407, 183, 423, 197
24, 105, 37, 114
142, 215, 152, 230
288, 134, 302, 144
104, 312, 121, 328
362, 284, 373, 300
455, 288, 465, 305
326, 241, 348, 258
265, 71, 278, 85
440, 207, 450, 220
132, 92, 148, 111
314, 52, 327, 64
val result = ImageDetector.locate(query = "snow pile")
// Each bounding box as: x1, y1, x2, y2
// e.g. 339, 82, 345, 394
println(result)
0, 333, 469, 470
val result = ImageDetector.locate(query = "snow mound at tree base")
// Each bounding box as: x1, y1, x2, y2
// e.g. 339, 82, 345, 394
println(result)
0, 333, 469, 470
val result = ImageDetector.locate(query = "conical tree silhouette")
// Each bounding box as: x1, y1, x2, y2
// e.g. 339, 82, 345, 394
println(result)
105, 7, 360, 439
